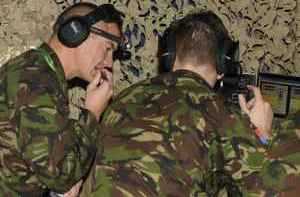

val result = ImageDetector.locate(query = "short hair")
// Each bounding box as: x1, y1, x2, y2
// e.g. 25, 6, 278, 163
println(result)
53, 2, 124, 34
173, 11, 229, 68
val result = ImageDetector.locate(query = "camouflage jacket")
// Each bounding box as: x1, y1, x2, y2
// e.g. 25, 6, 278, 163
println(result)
0, 43, 99, 196
81, 70, 299, 196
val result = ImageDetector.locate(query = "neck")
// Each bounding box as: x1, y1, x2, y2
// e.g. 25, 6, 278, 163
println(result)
48, 37, 76, 80
173, 62, 217, 88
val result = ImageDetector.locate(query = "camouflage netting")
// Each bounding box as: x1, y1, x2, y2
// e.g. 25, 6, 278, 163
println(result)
0, 0, 299, 105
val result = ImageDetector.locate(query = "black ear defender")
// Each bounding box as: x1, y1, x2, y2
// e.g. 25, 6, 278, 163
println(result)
57, 16, 90, 48
57, 4, 119, 48
158, 24, 177, 72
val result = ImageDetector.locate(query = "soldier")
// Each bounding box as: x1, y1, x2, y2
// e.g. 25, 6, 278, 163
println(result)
80, 11, 293, 196
0, 2, 124, 196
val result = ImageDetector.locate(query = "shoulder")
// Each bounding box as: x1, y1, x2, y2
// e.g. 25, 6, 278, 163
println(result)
113, 77, 160, 104
101, 74, 176, 124
3, 49, 56, 79
2, 49, 62, 101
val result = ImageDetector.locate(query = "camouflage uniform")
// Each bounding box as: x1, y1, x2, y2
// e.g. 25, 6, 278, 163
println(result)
0, 43, 99, 196
266, 109, 300, 197
81, 69, 299, 196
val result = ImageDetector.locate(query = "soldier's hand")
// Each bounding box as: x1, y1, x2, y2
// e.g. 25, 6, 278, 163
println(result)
85, 69, 113, 121
238, 85, 273, 138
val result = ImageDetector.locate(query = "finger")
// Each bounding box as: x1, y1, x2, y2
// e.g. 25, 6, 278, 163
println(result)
101, 70, 113, 90
102, 69, 113, 82
238, 94, 250, 115
246, 98, 256, 109
265, 102, 273, 116
87, 71, 101, 91
77, 180, 83, 187
101, 69, 107, 81
247, 85, 263, 101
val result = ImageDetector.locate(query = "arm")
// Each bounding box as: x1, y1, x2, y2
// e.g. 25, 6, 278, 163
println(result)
15, 90, 98, 193
0, 71, 114, 195
34, 70, 113, 193
221, 87, 299, 195
60, 70, 114, 196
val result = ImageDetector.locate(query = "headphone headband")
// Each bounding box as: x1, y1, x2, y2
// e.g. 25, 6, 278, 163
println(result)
57, 3, 123, 48
84, 4, 116, 26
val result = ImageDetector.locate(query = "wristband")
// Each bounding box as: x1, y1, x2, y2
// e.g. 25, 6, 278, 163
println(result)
254, 128, 269, 145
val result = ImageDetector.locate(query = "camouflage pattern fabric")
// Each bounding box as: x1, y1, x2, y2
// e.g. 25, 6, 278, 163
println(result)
81, 69, 299, 196
265, 109, 300, 197
0, 43, 99, 196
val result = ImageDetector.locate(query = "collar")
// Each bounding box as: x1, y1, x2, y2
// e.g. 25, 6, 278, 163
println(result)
36, 43, 67, 93
172, 69, 215, 91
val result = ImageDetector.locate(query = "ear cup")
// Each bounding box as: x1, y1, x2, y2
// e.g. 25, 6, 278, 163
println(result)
159, 26, 176, 72
58, 17, 90, 48
217, 38, 240, 75
216, 40, 227, 74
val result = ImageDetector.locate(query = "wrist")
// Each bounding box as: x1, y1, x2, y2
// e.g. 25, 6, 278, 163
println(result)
254, 127, 270, 145
85, 107, 100, 121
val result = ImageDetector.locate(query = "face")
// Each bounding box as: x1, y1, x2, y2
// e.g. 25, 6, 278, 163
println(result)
75, 21, 121, 82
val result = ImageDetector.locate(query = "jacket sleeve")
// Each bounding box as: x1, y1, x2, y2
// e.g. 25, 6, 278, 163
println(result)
206, 98, 300, 195
20, 105, 98, 192
22, 93, 100, 193
0, 70, 99, 194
